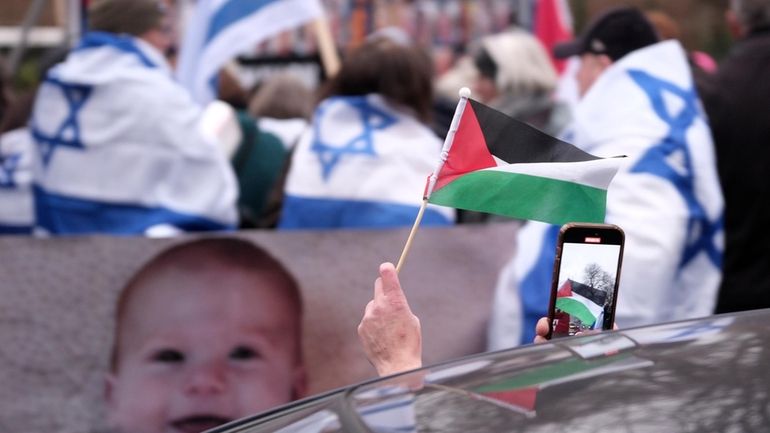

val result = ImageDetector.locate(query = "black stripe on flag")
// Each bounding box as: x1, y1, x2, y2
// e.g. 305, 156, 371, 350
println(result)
468, 99, 599, 164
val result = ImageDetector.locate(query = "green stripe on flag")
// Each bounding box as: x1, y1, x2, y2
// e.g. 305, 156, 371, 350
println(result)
555, 297, 599, 326
473, 353, 632, 393
428, 170, 607, 225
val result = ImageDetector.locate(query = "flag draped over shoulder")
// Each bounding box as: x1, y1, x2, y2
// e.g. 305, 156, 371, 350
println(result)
426, 98, 621, 226
176, 0, 325, 104
280, 94, 454, 229
30, 32, 238, 235
0, 129, 34, 234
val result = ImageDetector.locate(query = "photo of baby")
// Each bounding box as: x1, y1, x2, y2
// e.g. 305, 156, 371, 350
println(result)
105, 238, 306, 433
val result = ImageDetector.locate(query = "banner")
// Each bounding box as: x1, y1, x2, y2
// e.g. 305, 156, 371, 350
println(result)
0, 223, 516, 432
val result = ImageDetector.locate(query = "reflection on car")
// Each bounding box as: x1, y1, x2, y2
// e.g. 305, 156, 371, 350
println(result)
209, 309, 770, 432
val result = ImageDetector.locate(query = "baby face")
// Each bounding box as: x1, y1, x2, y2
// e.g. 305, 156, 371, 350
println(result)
107, 265, 304, 433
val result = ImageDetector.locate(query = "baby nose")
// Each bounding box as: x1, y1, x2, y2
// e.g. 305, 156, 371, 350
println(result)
185, 360, 227, 395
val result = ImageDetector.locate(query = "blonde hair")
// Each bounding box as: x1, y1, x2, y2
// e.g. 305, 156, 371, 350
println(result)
479, 30, 557, 97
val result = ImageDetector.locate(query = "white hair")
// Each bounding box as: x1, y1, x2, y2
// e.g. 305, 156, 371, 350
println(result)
480, 30, 557, 97
731, 0, 770, 32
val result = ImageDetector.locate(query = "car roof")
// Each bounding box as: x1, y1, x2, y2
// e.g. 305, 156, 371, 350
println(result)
209, 309, 770, 432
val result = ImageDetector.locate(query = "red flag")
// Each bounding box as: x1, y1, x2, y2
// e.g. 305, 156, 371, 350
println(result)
534, 0, 573, 74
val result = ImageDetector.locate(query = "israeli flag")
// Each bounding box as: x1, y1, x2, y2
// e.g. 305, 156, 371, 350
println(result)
0, 128, 34, 234
489, 41, 724, 348
30, 32, 238, 235
176, 0, 325, 104
280, 94, 455, 229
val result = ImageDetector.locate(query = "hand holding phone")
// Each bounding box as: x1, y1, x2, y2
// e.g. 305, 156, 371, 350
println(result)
547, 223, 624, 339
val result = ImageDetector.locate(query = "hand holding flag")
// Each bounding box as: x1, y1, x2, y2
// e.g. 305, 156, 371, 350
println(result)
358, 262, 422, 377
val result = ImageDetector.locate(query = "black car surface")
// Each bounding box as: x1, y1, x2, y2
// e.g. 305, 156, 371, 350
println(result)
209, 309, 770, 433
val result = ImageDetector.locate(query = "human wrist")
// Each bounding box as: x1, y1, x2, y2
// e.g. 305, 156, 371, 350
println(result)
376, 358, 422, 377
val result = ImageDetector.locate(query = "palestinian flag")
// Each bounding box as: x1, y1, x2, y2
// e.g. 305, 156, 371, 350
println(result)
555, 279, 603, 326
426, 98, 622, 225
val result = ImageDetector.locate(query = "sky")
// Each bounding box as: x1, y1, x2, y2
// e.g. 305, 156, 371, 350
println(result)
557, 242, 621, 288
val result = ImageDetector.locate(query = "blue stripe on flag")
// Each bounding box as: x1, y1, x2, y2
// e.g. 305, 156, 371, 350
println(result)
519, 224, 560, 344
34, 186, 234, 235
206, 0, 279, 44
75, 31, 158, 68
278, 195, 452, 230
0, 224, 33, 235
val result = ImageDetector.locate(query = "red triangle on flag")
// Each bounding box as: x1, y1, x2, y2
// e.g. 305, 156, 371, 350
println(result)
481, 387, 539, 412
434, 102, 496, 191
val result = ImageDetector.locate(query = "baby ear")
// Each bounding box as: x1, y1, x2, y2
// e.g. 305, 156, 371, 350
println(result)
104, 373, 120, 425
291, 365, 308, 401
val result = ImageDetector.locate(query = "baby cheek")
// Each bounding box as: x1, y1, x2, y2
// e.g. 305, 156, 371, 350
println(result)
230, 363, 297, 415
110, 372, 178, 433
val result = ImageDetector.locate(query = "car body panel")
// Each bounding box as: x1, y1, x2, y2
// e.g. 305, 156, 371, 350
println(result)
209, 309, 770, 433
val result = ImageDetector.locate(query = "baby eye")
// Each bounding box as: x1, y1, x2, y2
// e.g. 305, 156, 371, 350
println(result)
151, 348, 185, 363
229, 345, 261, 360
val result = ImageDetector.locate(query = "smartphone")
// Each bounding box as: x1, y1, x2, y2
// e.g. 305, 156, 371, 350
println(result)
547, 223, 625, 339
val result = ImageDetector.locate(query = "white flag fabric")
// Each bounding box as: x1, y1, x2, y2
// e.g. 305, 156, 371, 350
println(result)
0, 128, 34, 234
30, 32, 238, 235
279, 94, 454, 229
489, 40, 724, 348
176, 0, 325, 104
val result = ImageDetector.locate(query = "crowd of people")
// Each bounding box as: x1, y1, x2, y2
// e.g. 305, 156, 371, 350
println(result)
2, 0, 770, 431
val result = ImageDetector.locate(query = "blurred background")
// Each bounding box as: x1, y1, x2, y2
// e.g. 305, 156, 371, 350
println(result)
0, 0, 732, 92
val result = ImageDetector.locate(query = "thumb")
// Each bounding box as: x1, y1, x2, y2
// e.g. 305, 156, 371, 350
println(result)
378, 262, 407, 303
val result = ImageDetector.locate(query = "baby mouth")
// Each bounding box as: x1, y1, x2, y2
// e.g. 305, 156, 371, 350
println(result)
171, 415, 232, 433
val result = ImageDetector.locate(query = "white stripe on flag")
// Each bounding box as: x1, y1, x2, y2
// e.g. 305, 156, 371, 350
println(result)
487, 157, 623, 190
567, 291, 603, 317
177, 0, 325, 104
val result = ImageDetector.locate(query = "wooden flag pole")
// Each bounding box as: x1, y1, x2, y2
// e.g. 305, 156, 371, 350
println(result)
396, 199, 428, 273
312, 17, 341, 78
395, 87, 472, 273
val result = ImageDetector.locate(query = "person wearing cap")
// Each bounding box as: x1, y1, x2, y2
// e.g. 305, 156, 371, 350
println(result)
703, 0, 770, 313
29, 0, 238, 235
488, 7, 724, 349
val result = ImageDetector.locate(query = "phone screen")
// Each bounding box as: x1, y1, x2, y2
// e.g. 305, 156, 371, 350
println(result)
550, 232, 622, 339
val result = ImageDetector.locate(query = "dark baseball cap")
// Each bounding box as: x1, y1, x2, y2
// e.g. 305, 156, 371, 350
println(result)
554, 7, 659, 61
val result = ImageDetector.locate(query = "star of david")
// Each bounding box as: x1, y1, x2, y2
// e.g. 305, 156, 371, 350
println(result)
0, 152, 21, 188
310, 97, 397, 181
628, 69, 722, 268
31, 79, 92, 167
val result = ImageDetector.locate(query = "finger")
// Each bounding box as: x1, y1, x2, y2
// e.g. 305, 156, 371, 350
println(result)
378, 262, 406, 302
363, 299, 375, 316
535, 317, 550, 339
373, 275, 384, 300
358, 300, 376, 336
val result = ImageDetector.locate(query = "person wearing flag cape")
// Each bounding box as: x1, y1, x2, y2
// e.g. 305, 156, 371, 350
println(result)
279, 31, 454, 230
489, 7, 724, 348
29, 0, 239, 235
